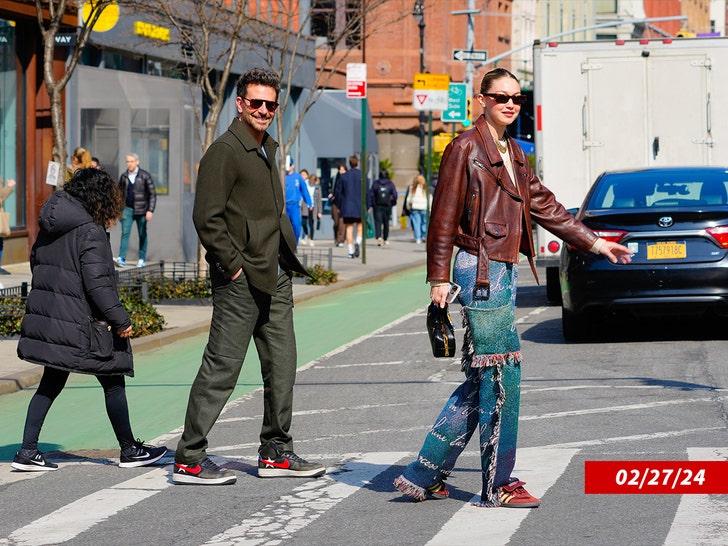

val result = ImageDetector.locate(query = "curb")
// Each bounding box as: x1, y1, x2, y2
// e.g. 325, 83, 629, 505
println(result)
0, 368, 44, 396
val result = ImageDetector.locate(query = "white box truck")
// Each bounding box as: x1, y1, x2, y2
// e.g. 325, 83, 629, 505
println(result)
532, 37, 728, 301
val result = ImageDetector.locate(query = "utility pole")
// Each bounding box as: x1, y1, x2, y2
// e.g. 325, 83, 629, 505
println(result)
413, 1, 426, 175
453, 1, 481, 103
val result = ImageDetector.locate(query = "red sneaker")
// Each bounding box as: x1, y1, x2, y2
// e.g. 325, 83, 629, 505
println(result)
499, 480, 540, 508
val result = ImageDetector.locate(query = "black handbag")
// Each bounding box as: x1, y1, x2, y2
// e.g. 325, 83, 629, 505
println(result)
426, 302, 456, 358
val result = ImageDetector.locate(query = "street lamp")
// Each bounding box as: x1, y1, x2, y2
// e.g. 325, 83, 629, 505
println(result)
413, 0, 425, 175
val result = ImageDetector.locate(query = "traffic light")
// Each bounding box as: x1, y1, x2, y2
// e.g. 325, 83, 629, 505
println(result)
462, 97, 472, 127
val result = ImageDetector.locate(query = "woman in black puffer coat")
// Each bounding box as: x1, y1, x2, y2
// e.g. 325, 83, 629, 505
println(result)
13, 168, 166, 472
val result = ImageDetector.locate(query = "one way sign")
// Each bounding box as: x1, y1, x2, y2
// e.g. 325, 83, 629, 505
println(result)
453, 49, 487, 62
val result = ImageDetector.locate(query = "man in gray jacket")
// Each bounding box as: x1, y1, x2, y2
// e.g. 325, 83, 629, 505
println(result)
172, 68, 325, 485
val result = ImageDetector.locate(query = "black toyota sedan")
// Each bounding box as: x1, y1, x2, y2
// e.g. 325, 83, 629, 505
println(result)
559, 166, 728, 341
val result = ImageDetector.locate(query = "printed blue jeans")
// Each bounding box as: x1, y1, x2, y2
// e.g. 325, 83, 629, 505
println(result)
397, 251, 521, 506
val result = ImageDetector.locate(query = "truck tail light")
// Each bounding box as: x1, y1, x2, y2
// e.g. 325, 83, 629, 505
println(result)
593, 230, 628, 243
707, 226, 728, 248
547, 241, 561, 253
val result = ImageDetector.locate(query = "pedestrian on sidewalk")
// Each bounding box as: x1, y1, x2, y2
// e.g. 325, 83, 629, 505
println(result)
65, 146, 92, 183
115, 153, 156, 268
173, 68, 325, 486
329, 162, 347, 247
302, 173, 323, 246
368, 169, 397, 246
13, 168, 167, 472
0, 176, 16, 272
405, 174, 430, 244
393, 68, 632, 507
338, 155, 365, 258
284, 158, 312, 245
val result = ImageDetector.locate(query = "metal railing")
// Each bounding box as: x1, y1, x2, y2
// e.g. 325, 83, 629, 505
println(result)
0, 282, 29, 299
117, 261, 204, 286
296, 247, 333, 270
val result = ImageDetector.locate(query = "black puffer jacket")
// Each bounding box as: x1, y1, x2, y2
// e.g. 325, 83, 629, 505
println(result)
17, 192, 133, 376
119, 168, 156, 216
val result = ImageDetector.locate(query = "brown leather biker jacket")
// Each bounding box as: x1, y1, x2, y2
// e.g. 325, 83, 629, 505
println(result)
427, 115, 598, 287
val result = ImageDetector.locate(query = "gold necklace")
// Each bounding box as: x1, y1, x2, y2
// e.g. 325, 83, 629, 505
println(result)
495, 137, 508, 154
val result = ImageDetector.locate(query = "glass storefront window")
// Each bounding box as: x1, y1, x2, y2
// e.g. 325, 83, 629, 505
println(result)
0, 19, 20, 229
81, 108, 120, 178
131, 108, 169, 195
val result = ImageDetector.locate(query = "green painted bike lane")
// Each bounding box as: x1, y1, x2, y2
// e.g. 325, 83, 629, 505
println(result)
0, 266, 427, 460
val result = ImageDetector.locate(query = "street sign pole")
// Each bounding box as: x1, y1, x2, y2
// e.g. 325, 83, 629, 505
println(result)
347, 62, 368, 263
361, 96, 367, 264
452, 0, 482, 105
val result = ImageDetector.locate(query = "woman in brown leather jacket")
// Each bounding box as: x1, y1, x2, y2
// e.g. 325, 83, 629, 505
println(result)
394, 68, 632, 508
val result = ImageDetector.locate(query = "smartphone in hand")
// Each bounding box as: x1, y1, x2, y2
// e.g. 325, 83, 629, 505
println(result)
446, 282, 461, 304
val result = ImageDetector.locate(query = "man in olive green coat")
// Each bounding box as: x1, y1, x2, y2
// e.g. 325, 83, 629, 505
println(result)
173, 68, 325, 485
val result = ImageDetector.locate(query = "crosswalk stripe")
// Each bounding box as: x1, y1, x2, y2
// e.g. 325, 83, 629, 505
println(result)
203, 452, 408, 545
664, 447, 728, 546
426, 446, 578, 546
3, 468, 170, 546
4, 446, 723, 545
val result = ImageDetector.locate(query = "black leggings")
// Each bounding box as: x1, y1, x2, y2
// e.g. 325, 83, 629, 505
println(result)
21, 366, 135, 451
301, 213, 315, 239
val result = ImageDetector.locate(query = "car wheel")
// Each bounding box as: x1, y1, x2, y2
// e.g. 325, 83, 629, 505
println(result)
562, 308, 589, 342
546, 266, 562, 305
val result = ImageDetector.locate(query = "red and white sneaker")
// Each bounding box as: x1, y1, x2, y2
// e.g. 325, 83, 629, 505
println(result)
499, 480, 540, 508
172, 457, 236, 485
257, 442, 325, 478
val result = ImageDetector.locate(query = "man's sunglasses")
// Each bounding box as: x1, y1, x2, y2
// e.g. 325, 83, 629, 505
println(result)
243, 97, 279, 112
483, 93, 527, 105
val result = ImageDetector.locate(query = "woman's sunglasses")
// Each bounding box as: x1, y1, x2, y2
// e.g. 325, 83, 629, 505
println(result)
243, 97, 279, 112
483, 93, 527, 106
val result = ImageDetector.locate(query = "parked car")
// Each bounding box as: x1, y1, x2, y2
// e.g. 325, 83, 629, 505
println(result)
559, 166, 728, 341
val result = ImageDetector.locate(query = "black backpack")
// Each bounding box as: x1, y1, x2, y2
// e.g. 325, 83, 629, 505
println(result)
375, 184, 390, 206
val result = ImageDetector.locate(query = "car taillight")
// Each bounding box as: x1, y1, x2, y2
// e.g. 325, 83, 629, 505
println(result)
707, 226, 728, 248
593, 230, 628, 243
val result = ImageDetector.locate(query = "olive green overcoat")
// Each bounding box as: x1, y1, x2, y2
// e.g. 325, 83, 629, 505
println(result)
193, 118, 308, 295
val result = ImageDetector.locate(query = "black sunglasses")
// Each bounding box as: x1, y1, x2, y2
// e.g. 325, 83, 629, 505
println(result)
483, 93, 527, 105
243, 97, 279, 112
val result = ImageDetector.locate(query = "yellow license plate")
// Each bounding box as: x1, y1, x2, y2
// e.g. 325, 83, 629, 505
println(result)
647, 241, 686, 260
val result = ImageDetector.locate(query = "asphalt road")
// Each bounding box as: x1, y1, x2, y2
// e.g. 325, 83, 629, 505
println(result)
1, 269, 727, 546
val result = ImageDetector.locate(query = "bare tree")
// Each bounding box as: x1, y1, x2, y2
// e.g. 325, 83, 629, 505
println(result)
117, 0, 249, 274
35, 0, 115, 178
248, 1, 410, 184
120, 0, 249, 154
120, 1, 408, 183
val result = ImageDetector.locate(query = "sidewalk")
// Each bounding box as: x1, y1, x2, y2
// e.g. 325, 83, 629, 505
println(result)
0, 228, 427, 396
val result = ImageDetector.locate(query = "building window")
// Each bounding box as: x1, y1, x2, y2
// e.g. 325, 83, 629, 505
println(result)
81, 108, 120, 178
311, 0, 361, 48
0, 19, 21, 229
595, 0, 618, 15
132, 109, 170, 195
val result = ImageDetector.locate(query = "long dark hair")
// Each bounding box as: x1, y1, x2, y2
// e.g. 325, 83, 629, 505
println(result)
64, 168, 124, 227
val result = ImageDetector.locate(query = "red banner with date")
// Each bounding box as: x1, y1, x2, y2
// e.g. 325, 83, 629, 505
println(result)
585, 461, 728, 494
